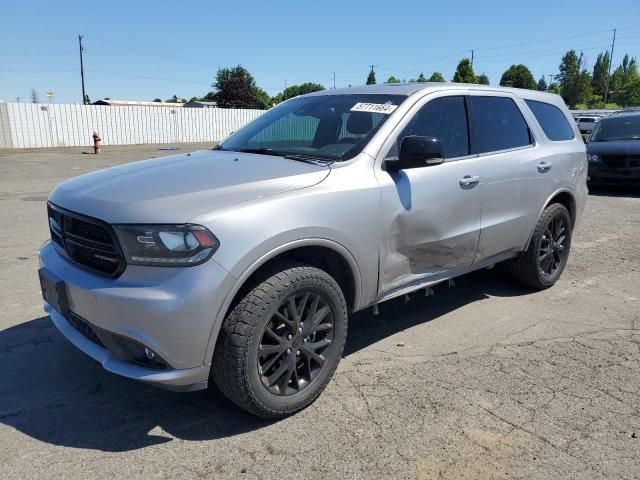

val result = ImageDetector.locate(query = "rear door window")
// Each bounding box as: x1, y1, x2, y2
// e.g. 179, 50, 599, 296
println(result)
469, 96, 532, 154
526, 100, 575, 141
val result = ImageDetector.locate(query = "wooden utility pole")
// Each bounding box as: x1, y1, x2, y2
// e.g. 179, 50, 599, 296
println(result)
79, 35, 87, 104
603, 28, 616, 107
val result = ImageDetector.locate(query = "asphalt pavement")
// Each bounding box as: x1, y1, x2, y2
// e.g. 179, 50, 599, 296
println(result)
0, 144, 638, 479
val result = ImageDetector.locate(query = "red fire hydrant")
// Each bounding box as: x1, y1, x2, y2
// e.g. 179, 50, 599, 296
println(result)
92, 131, 101, 154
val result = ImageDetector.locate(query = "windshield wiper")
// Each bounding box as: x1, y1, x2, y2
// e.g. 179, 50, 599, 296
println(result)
281, 153, 336, 165
232, 148, 335, 165
592, 137, 640, 142
237, 147, 277, 155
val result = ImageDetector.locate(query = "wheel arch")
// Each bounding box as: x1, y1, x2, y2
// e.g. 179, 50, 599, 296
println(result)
523, 188, 577, 251
203, 238, 362, 365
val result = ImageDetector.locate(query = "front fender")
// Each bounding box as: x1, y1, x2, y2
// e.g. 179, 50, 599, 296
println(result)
200, 237, 363, 366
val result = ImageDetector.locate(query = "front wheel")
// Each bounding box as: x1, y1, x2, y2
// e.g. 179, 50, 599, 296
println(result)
212, 262, 348, 418
510, 203, 572, 289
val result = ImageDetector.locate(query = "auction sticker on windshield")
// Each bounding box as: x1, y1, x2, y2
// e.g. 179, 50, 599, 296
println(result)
350, 103, 398, 114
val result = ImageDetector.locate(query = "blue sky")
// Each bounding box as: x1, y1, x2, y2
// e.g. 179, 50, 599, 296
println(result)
1, 0, 640, 104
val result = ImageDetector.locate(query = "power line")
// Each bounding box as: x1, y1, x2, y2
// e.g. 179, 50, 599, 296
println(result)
474, 28, 615, 51
474, 38, 613, 60
0, 68, 77, 73
0, 52, 75, 57
86, 69, 212, 85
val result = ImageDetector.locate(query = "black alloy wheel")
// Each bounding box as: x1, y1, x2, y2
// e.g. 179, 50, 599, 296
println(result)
212, 262, 348, 418
258, 291, 334, 396
538, 214, 568, 277
510, 203, 573, 289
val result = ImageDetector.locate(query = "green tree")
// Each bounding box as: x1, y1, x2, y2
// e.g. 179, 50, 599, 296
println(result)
537, 76, 548, 91
366, 68, 376, 85
499, 64, 536, 89
165, 95, 186, 103
592, 51, 611, 97
385, 76, 401, 83
477, 73, 490, 85
152, 98, 162, 102
585, 93, 604, 109
548, 82, 561, 95
557, 50, 592, 108
254, 87, 272, 109
428, 72, 445, 82
621, 75, 640, 106
272, 82, 325, 104
415, 73, 427, 82
611, 54, 640, 107
213, 65, 266, 109
452, 58, 476, 83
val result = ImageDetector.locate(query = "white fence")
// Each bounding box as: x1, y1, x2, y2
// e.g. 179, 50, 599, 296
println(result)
0, 102, 264, 149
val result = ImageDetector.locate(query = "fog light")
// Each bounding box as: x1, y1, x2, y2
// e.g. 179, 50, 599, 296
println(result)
144, 347, 156, 360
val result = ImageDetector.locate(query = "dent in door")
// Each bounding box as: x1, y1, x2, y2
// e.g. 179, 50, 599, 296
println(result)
380, 170, 479, 291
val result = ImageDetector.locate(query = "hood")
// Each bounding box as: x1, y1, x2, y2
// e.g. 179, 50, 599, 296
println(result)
586, 140, 640, 156
49, 150, 330, 223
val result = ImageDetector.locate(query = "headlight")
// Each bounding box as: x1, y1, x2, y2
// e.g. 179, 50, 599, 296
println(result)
588, 154, 600, 163
114, 224, 219, 266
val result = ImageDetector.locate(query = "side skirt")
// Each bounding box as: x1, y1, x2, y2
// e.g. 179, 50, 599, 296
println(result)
367, 251, 516, 308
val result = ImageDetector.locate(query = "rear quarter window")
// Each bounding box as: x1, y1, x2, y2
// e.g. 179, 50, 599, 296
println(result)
525, 100, 575, 141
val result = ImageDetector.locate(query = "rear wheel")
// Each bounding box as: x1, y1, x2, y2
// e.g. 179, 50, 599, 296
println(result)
510, 203, 572, 289
212, 262, 348, 418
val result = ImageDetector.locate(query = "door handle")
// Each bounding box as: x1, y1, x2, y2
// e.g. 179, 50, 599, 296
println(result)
537, 162, 552, 173
459, 175, 480, 187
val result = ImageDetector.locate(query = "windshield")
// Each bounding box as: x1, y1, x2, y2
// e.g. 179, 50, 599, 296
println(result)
219, 93, 406, 161
590, 116, 640, 142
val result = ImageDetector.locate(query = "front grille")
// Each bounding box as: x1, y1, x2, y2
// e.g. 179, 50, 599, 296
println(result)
601, 155, 640, 169
48, 203, 126, 276
67, 311, 106, 348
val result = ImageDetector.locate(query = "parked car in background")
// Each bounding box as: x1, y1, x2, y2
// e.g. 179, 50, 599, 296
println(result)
586, 112, 640, 186
39, 84, 587, 418
575, 116, 601, 135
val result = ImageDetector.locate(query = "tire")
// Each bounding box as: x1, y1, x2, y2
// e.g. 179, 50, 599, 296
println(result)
212, 262, 348, 418
510, 203, 572, 289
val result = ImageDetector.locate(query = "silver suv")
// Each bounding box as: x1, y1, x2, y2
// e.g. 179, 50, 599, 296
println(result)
39, 84, 587, 417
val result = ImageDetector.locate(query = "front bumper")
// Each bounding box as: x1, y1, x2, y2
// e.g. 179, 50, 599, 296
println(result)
588, 162, 640, 186
39, 240, 236, 391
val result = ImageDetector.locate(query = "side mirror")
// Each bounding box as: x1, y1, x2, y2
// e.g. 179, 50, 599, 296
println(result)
386, 136, 444, 171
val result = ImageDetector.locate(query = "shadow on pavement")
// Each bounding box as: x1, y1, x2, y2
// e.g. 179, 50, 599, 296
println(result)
0, 269, 531, 452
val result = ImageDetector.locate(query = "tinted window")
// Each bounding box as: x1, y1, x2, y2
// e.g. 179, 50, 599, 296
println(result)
526, 100, 575, 141
470, 96, 532, 153
583, 118, 595, 123
221, 94, 405, 161
590, 115, 640, 142
387, 96, 469, 160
